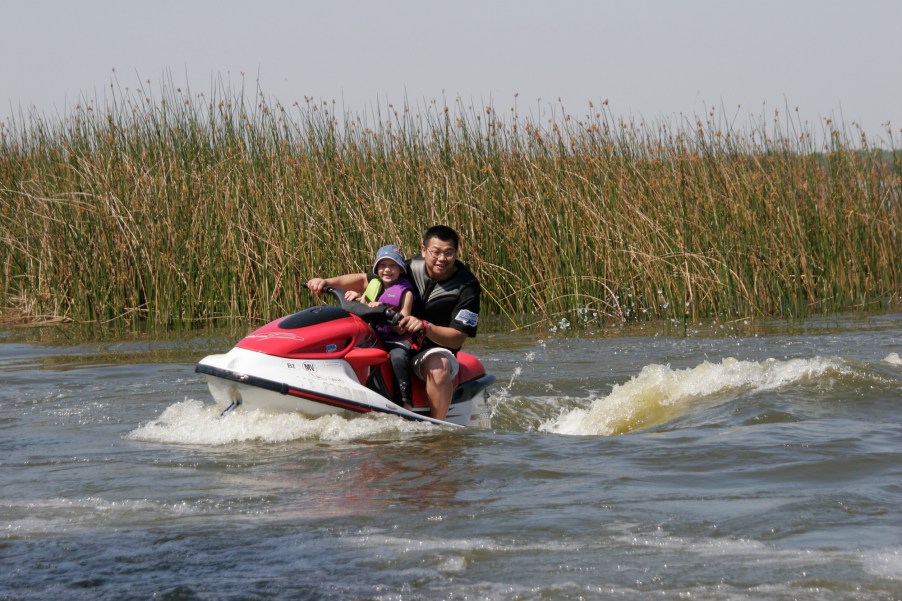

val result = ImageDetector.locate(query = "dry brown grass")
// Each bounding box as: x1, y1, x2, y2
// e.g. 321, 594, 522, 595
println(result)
1, 84, 899, 329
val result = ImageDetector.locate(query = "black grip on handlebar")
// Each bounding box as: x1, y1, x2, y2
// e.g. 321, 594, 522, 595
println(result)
384, 308, 402, 325
301, 280, 334, 294
411, 327, 426, 349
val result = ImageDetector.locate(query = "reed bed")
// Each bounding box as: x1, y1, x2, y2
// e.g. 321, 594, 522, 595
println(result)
1, 81, 899, 329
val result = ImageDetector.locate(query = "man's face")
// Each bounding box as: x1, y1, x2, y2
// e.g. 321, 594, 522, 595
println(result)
422, 237, 457, 281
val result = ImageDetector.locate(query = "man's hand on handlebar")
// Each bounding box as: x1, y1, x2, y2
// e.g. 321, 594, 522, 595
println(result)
399, 314, 424, 335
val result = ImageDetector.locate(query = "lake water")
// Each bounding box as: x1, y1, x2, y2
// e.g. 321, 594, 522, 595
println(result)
2, 313, 901, 600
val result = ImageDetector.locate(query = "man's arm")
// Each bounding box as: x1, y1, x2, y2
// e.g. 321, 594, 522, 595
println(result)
399, 282, 479, 350
399, 315, 469, 349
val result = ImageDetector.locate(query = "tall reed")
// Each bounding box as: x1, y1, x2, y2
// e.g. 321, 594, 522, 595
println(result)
1, 80, 899, 329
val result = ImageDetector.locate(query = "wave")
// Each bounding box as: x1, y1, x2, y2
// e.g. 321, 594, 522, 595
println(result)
127, 399, 435, 446
539, 356, 852, 436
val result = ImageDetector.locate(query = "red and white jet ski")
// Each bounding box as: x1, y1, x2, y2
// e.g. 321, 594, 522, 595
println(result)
195, 285, 495, 427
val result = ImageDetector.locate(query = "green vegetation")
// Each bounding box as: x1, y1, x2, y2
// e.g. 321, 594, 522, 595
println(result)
1, 80, 899, 329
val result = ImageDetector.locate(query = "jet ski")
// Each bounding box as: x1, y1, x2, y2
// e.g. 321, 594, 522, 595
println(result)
195, 285, 495, 427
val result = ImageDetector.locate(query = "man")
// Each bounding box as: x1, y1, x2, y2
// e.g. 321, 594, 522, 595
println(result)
305, 225, 480, 420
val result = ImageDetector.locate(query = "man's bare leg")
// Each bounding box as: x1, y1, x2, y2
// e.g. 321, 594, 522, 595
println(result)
422, 353, 453, 420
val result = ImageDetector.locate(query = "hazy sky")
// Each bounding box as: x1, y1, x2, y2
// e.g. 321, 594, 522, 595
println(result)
3, 0, 900, 143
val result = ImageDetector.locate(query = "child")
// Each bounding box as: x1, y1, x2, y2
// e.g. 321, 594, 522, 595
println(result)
348, 244, 415, 408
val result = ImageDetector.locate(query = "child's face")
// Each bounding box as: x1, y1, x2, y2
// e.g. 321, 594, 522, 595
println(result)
375, 259, 402, 284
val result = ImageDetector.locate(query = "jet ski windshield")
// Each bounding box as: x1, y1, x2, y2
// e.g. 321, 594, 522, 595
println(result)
278, 305, 348, 329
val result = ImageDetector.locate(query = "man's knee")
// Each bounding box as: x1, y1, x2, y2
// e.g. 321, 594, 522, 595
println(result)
421, 354, 450, 381
412, 348, 459, 382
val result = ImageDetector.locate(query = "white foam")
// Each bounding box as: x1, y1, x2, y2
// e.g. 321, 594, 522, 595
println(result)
1, 496, 200, 536
861, 548, 902, 580
354, 530, 584, 556
540, 356, 844, 436
127, 399, 435, 445
884, 352, 902, 366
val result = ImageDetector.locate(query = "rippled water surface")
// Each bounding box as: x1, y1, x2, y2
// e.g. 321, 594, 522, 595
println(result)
2, 314, 901, 600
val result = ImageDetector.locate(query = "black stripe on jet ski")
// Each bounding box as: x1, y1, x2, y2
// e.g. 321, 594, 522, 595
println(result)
284, 387, 374, 414
195, 363, 289, 395
285, 386, 451, 425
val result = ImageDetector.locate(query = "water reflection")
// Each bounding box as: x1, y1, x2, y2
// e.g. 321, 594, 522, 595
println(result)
200, 436, 482, 520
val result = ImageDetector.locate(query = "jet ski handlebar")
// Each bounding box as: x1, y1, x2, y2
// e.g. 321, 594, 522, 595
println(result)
303, 281, 402, 326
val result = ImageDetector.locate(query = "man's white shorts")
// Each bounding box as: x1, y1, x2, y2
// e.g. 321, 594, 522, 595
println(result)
411, 347, 459, 380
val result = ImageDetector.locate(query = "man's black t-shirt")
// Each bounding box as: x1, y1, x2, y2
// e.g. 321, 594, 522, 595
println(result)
406, 254, 480, 352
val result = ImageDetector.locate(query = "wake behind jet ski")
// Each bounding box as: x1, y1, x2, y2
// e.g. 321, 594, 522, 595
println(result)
195, 285, 495, 427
